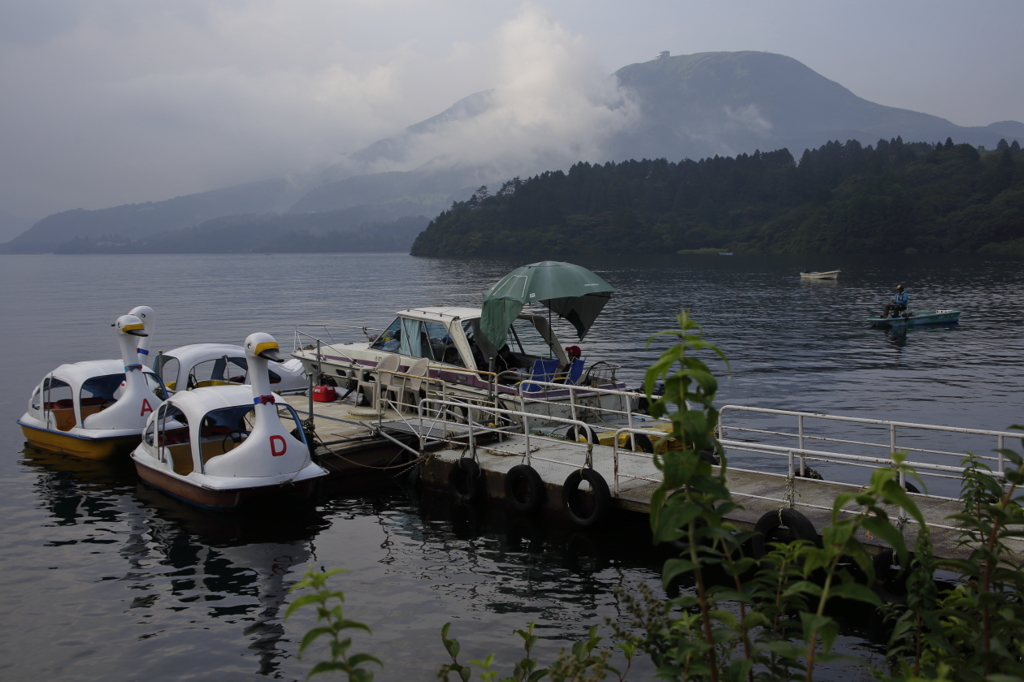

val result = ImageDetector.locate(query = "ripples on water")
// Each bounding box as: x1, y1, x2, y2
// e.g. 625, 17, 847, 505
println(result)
1, 252, 1021, 680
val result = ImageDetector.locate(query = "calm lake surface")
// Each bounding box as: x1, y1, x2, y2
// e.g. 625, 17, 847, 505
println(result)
1, 252, 1021, 681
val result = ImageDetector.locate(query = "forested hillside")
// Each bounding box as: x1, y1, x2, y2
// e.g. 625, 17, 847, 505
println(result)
410, 138, 1024, 258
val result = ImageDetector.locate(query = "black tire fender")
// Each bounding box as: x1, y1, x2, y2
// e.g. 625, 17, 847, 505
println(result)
448, 458, 482, 502
504, 464, 546, 513
565, 425, 600, 444
750, 508, 818, 559
633, 434, 655, 453
872, 549, 911, 605
562, 468, 611, 528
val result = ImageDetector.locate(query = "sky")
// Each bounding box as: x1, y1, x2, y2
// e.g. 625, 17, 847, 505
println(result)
1, 0, 1022, 222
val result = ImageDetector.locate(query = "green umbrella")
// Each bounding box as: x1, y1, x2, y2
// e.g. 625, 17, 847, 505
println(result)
480, 261, 615, 349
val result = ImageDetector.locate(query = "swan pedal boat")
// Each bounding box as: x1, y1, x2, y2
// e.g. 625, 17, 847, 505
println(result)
155, 343, 308, 394
867, 309, 961, 328
18, 315, 167, 459
131, 333, 327, 510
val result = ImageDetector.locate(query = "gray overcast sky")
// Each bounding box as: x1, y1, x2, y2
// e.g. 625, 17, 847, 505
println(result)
2, 0, 1021, 220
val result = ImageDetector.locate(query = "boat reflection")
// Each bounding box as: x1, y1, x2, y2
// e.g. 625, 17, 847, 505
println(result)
21, 442, 327, 678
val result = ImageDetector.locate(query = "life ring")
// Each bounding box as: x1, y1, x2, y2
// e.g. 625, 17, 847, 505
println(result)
504, 464, 546, 513
448, 458, 482, 502
562, 468, 611, 528
565, 425, 600, 444
750, 508, 818, 558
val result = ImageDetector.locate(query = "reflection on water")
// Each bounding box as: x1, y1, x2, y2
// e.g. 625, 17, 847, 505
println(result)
2, 252, 1022, 680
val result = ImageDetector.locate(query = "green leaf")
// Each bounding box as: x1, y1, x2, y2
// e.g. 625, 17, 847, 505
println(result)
285, 593, 325, 620
298, 626, 334, 657
662, 558, 697, 588
828, 583, 883, 607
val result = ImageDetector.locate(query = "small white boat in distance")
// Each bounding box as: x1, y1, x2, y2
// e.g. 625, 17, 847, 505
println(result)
18, 314, 166, 459
800, 269, 840, 280
131, 333, 326, 510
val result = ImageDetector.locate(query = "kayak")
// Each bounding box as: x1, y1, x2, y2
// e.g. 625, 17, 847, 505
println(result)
867, 309, 960, 328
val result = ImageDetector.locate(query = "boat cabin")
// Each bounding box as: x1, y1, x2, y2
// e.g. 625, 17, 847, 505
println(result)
365, 306, 569, 374
25, 360, 165, 433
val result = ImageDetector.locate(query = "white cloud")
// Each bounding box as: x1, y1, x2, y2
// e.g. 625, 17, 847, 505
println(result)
356, 5, 640, 181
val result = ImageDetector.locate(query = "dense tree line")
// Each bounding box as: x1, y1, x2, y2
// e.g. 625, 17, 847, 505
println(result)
410, 138, 1024, 258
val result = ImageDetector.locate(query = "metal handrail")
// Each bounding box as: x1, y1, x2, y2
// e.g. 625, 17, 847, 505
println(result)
415, 397, 599, 472
719, 405, 1021, 475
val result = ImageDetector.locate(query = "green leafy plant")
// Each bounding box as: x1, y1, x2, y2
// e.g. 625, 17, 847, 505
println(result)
883, 437, 1024, 681
285, 566, 382, 681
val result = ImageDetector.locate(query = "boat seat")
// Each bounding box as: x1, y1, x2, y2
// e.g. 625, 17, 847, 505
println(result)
520, 358, 560, 393
564, 357, 586, 386
373, 355, 402, 411
50, 407, 76, 432
166, 443, 194, 475
397, 358, 430, 412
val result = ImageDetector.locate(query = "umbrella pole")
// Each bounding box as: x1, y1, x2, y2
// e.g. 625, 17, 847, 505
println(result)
548, 308, 553, 359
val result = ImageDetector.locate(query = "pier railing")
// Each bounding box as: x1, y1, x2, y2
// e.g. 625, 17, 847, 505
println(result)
718, 405, 1021, 490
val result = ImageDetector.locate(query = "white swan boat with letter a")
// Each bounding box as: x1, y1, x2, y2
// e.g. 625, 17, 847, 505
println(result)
18, 313, 166, 459
131, 333, 326, 510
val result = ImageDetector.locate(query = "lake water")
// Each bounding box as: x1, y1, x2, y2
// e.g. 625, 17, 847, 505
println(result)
1, 252, 1021, 681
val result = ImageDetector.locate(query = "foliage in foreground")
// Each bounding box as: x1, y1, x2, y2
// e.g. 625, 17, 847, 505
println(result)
285, 568, 382, 681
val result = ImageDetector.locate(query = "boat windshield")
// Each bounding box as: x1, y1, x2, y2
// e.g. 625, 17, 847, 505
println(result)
370, 316, 461, 364
506, 318, 553, 357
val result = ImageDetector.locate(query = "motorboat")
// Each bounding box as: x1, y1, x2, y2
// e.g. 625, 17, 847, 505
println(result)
155, 343, 308, 394
800, 269, 840, 280
292, 262, 636, 424
292, 306, 630, 418
18, 314, 167, 459
867, 309, 961, 328
131, 333, 327, 510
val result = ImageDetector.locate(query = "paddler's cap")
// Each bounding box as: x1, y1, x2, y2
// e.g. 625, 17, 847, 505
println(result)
895, 284, 904, 290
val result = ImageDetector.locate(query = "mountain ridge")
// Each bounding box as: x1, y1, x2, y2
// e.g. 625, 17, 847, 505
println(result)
5, 50, 1022, 253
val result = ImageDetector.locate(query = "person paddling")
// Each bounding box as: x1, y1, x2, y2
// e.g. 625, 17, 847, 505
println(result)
882, 284, 909, 318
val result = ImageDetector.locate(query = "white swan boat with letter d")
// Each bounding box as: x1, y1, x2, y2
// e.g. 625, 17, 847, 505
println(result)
131, 333, 326, 510
18, 313, 166, 459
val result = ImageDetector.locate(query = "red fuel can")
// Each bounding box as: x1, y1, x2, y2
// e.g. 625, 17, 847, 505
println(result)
312, 385, 337, 402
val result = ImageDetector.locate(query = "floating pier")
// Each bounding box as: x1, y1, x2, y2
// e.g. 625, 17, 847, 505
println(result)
289, 378, 1024, 565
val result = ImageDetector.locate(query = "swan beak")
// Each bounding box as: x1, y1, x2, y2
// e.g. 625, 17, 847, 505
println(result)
122, 322, 148, 337
254, 341, 284, 362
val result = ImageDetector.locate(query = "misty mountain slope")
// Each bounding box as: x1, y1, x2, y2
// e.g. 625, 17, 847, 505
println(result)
350, 91, 496, 166
4, 177, 300, 252
606, 51, 1005, 161
51, 212, 429, 254
287, 169, 477, 215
